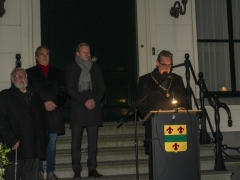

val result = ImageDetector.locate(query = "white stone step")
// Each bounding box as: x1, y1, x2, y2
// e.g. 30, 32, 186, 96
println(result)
54, 147, 147, 164
49, 162, 232, 180
54, 145, 214, 165
51, 122, 237, 180
56, 134, 145, 150
64, 121, 145, 136
61, 173, 149, 180
51, 159, 148, 178
201, 170, 232, 180
200, 144, 215, 157
49, 156, 228, 178
59, 170, 232, 180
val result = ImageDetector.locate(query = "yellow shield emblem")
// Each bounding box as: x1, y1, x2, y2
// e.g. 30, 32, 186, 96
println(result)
164, 125, 187, 153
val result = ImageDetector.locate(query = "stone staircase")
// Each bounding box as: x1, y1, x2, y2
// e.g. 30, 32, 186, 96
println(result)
47, 121, 240, 180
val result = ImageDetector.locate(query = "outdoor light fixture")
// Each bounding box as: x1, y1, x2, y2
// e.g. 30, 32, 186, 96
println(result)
170, 0, 188, 18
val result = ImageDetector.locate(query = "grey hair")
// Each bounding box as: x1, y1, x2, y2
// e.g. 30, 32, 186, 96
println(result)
10, 67, 28, 82
157, 50, 173, 63
35, 45, 50, 57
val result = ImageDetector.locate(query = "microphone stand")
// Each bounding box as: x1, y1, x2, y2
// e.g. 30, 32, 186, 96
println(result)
117, 78, 165, 180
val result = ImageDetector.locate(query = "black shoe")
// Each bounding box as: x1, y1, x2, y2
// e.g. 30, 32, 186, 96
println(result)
88, 169, 103, 177
73, 170, 81, 179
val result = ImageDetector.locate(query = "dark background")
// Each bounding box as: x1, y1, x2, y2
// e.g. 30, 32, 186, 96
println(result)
41, 0, 138, 122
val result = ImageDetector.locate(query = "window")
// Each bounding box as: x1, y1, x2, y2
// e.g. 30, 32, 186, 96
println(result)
196, 0, 240, 97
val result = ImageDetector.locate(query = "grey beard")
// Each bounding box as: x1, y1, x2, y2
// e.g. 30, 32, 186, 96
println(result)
14, 81, 28, 89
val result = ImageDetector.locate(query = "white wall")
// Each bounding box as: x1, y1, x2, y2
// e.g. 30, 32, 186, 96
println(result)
0, 0, 40, 90
0, 0, 21, 89
136, 0, 240, 132
137, 0, 198, 90
0, 0, 239, 132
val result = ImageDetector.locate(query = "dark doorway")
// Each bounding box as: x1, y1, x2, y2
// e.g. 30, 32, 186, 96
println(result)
41, 0, 138, 121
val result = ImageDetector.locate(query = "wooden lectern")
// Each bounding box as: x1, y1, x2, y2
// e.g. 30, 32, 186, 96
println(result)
143, 110, 201, 180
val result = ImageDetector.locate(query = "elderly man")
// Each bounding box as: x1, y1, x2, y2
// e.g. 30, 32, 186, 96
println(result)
0, 67, 48, 180
26, 45, 67, 180
66, 43, 106, 178
137, 50, 188, 154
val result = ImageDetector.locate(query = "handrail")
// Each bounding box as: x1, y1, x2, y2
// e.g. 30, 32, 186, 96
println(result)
172, 53, 234, 171
212, 95, 226, 170
172, 54, 213, 143
197, 72, 214, 143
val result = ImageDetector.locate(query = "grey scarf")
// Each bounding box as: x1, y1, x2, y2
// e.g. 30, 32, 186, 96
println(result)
75, 55, 93, 92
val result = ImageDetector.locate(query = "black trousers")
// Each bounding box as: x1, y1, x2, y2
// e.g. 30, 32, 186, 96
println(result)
4, 158, 39, 180
71, 126, 98, 173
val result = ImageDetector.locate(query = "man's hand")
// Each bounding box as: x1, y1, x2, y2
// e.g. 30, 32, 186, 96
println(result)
44, 101, 57, 111
12, 141, 20, 150
85, 99, 95, 110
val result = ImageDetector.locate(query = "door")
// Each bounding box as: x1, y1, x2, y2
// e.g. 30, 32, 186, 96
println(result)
41, 0, 138, 122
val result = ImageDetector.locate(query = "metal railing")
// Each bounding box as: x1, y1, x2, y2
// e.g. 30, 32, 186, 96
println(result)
172, 53, 233, 170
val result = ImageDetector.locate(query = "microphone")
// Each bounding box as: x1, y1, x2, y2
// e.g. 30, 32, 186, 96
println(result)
162, 72, 171, 79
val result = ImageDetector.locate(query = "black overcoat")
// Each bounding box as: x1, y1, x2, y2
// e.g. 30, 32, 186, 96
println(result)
0, 85, 48, 161
26, 65, 67, 135
137, 69, 188, 119
66, 62, 106, 128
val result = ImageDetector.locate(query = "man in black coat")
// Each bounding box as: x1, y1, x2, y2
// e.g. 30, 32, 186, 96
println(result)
26, 46, 67, 180
0, 67, 48, 180
137, 50, 188, 154
66, 43, 106, 178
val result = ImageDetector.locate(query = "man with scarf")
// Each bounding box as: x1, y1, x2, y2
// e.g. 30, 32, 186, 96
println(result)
66, 43, 106, 178
26, 46, 67, 180
136, 50, 188, 154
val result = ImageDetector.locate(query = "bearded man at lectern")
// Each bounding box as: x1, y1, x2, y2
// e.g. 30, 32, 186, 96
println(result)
136, 50, 188, 154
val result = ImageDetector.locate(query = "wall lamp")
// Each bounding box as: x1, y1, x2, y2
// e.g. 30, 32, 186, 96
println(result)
170, 0, 188, 18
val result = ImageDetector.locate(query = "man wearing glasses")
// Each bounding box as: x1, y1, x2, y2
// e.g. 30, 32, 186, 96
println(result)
136, 50, 188, 154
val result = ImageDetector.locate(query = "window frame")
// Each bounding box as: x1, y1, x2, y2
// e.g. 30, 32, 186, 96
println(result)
196, 0, 240, 97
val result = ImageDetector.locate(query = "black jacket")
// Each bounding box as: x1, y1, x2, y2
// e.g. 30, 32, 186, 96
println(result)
66, 62, 106, 127
137, 68, 188, 119
0, 85, 48, 161
26, 65, 67, 135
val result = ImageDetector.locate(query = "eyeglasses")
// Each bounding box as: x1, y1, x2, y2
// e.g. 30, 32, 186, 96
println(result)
13, 75, 26, 79
159, 62, 173, 68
